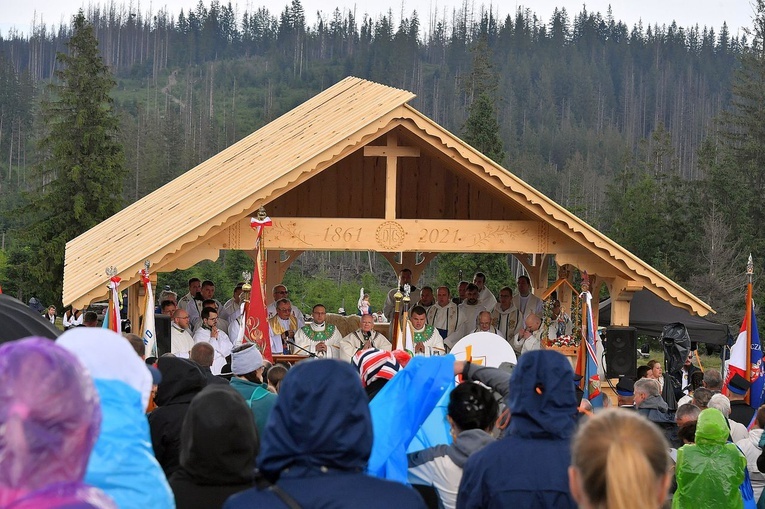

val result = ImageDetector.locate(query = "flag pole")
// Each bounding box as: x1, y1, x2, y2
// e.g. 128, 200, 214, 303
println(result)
258, 210, 267, 305
242, 206, 273, 361
746, 254, 754, 404
390, 289, 402, 350
400, 284, 411, 352
105, 265, 120, 332
140, 260, 157, 358
574, 272, 589, 391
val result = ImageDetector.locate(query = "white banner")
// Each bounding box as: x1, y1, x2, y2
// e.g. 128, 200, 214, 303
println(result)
450, 332, 517, 367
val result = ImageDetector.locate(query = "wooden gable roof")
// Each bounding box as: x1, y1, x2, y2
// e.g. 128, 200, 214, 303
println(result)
63, 77, 712, 317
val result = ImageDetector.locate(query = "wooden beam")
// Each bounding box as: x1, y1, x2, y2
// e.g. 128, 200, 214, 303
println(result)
413, 253, 438, 284
363, 145, 421, 158
251, 218, 548, 252
378, 252, 436, 287
364, 132, 420, 220
525, 254, 550, 294
127, 281, 141, 338
554, 252, 625, 279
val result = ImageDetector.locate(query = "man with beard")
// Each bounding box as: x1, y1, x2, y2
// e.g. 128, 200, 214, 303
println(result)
171, 309, 195, 357
473, 272, 497, 311
491, 287, 520, 342
187, 281, 219, 332
511, 275, 543, 336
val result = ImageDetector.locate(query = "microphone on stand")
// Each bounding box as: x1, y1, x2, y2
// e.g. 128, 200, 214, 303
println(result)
358, 330, 373, 354
286, 340, 318, 358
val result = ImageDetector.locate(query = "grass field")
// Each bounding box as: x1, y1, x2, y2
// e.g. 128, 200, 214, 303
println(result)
637, 337, 724, 372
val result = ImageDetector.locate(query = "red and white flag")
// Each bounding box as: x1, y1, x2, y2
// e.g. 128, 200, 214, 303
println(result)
242, 282, 272, 361
103, 276, 121, 332
725, 302, 764, 408
140, 268, 157, 358
241, 213, 273, 361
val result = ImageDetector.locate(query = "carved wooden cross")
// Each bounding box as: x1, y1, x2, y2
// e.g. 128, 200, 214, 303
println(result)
363, 132, 420, 219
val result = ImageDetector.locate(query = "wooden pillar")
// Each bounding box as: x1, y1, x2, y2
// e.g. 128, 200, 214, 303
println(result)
264, 250, 303, 304
131, 272, 158, 333
400, 252, 418, 281
604, 277, 638, 326
515, 254, 549, 297
411, 253, 438, 286
380, 252, 437, 287
127, 281, 141, 335
611, 297, 633, 326
534, 254, 550, 295
264, 249, 281, 300
126, 274, 157, 334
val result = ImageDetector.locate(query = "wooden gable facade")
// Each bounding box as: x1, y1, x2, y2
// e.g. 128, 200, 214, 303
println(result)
63, 77, 713, 330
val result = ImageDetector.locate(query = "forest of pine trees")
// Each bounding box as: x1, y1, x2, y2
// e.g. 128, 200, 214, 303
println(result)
0, 0, 759, 322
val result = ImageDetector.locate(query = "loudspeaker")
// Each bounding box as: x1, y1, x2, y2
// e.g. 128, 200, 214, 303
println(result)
605, 326, 637, 378
155, 314, 171, 356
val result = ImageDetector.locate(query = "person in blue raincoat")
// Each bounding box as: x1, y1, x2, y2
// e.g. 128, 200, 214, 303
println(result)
58, 327, 175, 509
223, 359, 426, 509
457, 350, 579, 509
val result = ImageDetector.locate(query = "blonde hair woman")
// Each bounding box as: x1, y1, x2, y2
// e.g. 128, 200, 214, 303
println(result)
569, 409, 672, 509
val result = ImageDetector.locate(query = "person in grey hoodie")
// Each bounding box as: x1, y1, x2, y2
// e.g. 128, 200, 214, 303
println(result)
407, 381, 499, 509
635, 377, 678, 446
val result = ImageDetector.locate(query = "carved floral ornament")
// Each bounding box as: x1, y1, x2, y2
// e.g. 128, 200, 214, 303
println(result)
260, 218, 546, 252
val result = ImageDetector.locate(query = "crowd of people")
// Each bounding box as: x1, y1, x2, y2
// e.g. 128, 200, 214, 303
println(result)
149, 269, 572, 365
5, 270, 764, 509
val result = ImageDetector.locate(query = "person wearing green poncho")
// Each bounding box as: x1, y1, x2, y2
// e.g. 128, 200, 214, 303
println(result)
673, 408, 747, 509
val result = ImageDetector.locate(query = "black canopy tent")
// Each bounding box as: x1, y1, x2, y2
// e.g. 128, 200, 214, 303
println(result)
0, 294, 61, 343
598, 290, 731, 345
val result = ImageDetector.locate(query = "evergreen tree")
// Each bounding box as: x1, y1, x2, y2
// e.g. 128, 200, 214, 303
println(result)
463, 92, 506, 165
435, 253, 513, 296
462, 36, 505, 165
23, 11, 124, 305
709, 0, 765, 265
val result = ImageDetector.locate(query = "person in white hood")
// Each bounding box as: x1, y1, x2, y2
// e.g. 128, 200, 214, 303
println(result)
57, 327, 174, 509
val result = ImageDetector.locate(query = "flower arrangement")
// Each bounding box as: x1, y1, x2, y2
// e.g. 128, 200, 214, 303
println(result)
542, 297, 582, 347
546, 335, 578, 348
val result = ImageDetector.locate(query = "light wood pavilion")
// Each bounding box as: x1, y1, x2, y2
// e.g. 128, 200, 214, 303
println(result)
63, 77, 713, 331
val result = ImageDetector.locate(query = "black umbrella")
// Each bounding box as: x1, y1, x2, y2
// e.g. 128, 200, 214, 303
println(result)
0, 294, 61, 343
